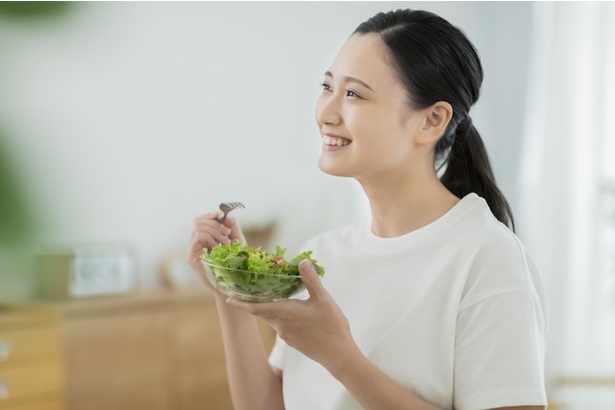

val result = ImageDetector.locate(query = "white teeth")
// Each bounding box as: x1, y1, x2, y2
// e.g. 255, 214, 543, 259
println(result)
324, 136, 350, 146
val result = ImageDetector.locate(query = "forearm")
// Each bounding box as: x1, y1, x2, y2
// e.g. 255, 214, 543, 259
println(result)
328, 344, 440, 410
215, 296, 284, 410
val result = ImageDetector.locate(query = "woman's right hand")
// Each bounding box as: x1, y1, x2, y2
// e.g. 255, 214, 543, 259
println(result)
187, 211, 247, 293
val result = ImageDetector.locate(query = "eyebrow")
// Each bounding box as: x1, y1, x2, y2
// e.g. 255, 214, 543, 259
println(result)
324, 71, 374, 92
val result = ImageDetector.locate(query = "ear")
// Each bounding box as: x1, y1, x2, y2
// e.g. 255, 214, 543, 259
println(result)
415, 101, 453, 145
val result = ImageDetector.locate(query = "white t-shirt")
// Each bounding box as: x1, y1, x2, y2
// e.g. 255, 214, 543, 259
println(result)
268, 193, 548, 410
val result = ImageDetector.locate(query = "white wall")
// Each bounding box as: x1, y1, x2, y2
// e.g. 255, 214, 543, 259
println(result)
0, 2, 532, 296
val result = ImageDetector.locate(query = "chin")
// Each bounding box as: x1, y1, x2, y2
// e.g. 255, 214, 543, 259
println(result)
318, 159, 353, 178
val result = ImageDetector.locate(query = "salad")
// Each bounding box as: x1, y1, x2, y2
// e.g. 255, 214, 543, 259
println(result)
201, 241, 325, 301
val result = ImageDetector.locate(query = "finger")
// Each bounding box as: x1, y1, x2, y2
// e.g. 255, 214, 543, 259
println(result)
194, 218, 232, 236
193, 218, 232, 246
196, 211, 220, 220
192, 225, 230, 247
196, 228, 231, 247
193, 212, 223, 226
223, 216, 247, 244
197, 234, 225, 251
187, 238, 213, 268
298, 259, 324, 299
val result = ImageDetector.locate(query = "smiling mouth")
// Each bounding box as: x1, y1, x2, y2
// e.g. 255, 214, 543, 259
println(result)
323, 136, 352, 147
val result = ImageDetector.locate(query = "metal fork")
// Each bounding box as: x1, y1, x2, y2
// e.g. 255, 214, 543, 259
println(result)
217, 202, 245, 223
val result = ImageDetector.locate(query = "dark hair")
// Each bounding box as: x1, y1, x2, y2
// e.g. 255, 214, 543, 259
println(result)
355, 9, 515, 230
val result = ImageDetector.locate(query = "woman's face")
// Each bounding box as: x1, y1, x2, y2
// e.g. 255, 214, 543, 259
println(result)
315, 33, 424, 182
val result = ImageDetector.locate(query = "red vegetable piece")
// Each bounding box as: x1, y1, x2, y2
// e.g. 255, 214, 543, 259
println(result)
268, 257, 285, 267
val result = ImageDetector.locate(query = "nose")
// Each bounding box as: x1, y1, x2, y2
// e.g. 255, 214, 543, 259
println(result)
315, 92, 342, 127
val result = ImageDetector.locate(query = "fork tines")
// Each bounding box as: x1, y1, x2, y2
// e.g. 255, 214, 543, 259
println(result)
223, 202, 245, 209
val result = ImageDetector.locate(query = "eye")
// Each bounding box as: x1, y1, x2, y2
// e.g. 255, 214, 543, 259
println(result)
320, 82, 333, 92
345, 89, 362, 99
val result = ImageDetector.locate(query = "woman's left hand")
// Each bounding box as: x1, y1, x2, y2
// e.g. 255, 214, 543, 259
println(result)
226, 259, 357, 374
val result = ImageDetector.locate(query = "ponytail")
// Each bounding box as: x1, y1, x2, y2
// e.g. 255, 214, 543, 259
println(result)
439, 118, 515, 231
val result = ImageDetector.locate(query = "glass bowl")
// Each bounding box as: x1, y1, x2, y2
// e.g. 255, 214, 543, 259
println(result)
199, 260, 306, 302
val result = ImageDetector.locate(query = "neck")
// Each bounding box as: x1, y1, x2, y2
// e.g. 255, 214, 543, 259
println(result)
358, 170, 459, 238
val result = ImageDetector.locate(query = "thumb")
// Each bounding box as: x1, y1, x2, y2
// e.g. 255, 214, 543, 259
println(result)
298, 259, 324, 299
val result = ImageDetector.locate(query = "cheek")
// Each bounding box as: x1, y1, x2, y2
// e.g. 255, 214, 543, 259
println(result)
355, 120, 411, 163
351, 113, 400, 149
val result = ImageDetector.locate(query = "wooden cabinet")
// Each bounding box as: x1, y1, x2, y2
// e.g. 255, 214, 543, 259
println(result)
60, 290, 274, 410
65, 309, 173, 409
0, 306, 65, 410
58, 291, 228, 410
2, 290, 274, 410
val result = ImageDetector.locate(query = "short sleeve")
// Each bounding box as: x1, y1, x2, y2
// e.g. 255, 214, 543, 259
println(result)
454, 290, 548, 409
268, 334, 286, 371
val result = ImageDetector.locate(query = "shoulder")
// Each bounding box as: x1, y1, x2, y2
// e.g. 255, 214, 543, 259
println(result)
454, 195, 545, 309
455, 193, 528, 261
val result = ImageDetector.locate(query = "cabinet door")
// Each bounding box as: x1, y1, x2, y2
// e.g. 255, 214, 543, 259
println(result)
174, 306, 233, 410
65, 311, 171, 410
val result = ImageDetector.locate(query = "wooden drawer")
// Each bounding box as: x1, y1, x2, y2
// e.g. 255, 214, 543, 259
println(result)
0, 361, 64, 408
0, 401, 64, 410
0, 306, 65, 409
0, 326, 61, 368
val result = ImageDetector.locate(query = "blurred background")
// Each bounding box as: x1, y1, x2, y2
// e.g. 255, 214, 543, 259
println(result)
0, 1, 613, 409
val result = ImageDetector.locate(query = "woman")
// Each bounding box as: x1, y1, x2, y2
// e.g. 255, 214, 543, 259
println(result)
188, 9, 548, 410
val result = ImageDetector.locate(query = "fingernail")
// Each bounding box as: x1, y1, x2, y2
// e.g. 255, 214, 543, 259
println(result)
300, 259, 314, 272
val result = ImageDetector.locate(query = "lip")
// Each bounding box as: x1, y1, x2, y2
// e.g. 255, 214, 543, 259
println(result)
321, 132, 352, 151
322, 132, 351, 141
